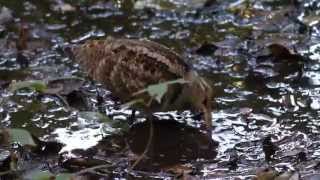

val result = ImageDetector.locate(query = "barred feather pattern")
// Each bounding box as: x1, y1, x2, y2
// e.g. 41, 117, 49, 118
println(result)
72, 37, 212, 130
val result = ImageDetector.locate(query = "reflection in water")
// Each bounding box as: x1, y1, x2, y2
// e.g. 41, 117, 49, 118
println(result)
53, 127, 104, 153
128, 119, 218, 169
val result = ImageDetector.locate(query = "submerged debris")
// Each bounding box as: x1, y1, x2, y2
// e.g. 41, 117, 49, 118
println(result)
128, 119, 218, 168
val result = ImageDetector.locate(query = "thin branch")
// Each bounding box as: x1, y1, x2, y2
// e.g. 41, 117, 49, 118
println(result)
0, 170, 12, 176
129, 97, 154, 170
74, 164, 112, 176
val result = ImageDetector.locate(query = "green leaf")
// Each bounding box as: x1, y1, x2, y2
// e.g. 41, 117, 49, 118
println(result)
9, 80, 47, 93
133, 78, 188, 103
7, 128, 36, 147
27, 170, 73, 180
55, 173, 74, 180
78, 111, 111, 123
147, 82, 167, 103
29, 171, 53, 180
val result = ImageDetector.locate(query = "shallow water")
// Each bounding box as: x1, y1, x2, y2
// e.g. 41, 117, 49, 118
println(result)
0, 0, 320, 179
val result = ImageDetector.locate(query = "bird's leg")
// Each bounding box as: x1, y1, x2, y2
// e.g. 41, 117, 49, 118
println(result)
204, 111, 212, 137
199, 107, 212, 138
128, 109, 136, 125
96, 90, 105, 113
192, 112, 204, 122
193, 111, 212, 137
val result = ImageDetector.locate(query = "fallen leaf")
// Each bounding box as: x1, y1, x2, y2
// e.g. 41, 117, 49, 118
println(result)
0, 7, 13, 25
78, 111, 129, 135
46, 77, 85, 95
9, 80, 47, 93
26, 170, 73, 180
255, 168, 278, 180
301, 13, 320, 26
52, 3, 76, 13
0, 128, 36, 147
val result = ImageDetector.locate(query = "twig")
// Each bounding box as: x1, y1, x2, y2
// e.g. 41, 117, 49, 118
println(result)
129, 97, 154, 170
0, 170, 12, 176
54, 93, 71, 110
74, 164, 112, 176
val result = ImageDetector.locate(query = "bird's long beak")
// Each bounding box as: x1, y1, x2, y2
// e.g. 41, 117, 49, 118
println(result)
202, 106, 212, 137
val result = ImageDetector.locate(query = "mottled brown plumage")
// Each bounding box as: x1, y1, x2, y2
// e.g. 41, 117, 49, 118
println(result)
72, 37, 213, 131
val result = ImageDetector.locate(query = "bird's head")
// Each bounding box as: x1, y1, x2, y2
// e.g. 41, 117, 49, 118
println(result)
186, 72, 213, 132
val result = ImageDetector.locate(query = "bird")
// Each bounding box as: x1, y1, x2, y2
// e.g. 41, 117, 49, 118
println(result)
71, 37, 213, 133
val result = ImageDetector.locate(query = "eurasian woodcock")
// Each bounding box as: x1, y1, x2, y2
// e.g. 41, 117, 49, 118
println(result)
72, 37, 213, 132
